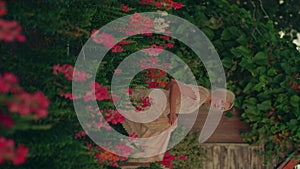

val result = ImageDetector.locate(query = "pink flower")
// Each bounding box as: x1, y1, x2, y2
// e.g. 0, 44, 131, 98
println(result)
84, 82, 110, 102
0, 72, 18, 93
0, 19, 25, 42
53, 64, 88, 82
142, 96, 151, 108
105, 110, 125, 124
0, 137, 29, 165
0, 1, 7, 16
142, 44, 164, 56
115, 143, 132, 157
155, 1, 162, 8
91, 30, 115, 48
3, 72, 18, 84
147, 81, 159, 88
149, 57, 158, 64
60, 92, 79, 100
73, 70, 89, 82
162, 151, 175, 169
0, 113, 14, 128
94, 118, 111, 130
74, 131, 87, 139
111, 95, 120, 102
112, 45, 123, 53
164, 62, 170, 68
125, 88, 132, 95
179, 155, 186, 161
7, 91, 49, 119
119, 41, 131, 45
172, 2, 183, 10
126, 13, 154, 35
0, 78, 10, 93
161, 35, 170, 41
139, 0, 152, 4
165, 42, 174, 48
122, 5, 129, 12
12, 145, 29, 165
114, 68, 122, 75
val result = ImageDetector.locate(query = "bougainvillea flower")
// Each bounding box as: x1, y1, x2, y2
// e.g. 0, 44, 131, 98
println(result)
172, 2, 183, 10
105, 110, 125, 124
162, 151, 175, 169
122, 5, 129, 12
91, 30, 115, 48
0, 112, 14, 128
112, 45, 123, 53
0, 19, 25, 42
0, 137, 29, 166
0, 0, 7, 16
12, 145, 29, 165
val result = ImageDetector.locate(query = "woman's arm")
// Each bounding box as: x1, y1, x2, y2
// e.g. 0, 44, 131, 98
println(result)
167, 79, 180, 125
166, 79, 197, 125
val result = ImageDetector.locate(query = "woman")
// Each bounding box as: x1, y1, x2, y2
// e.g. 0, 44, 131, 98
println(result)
121, 79, 235, 163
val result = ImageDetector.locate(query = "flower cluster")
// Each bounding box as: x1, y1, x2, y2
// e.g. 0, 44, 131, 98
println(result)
84, 82, 110, 102
134, 96, 152, 112
0, 1, 25, 42
104, 109, 125, 125
74, 131, 87, 139
8, 91, 49, 119
91, 30, 115, 48
53, 64, 89, 82
95, 149, 128, 167
0, 137, 29, 165
139, 0, 183, 10
0, 72, 49, 120
161, 151, 186, 169
125, 12, 154, 36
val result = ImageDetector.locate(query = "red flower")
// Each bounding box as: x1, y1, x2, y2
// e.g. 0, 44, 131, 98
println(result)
60, 92, 80, 100
122, 5, 129, 12
164, 62, 170, 68
0, 137, 28, 165
125, 88, 132, 95
12, 145, 29, 165
162, 151, 175, 169
7, 91, 49, 119
105, 110, 125, 124
84, 82, 110, 102
142, 96, 151, 108
112, 45, 123, 53
139, 0, 152, 5
0, 72, 18, 93
179, 155, 186, 161
74, 131, 87, 139
115, 143, 132, 157
165, 42, 174, 48
0, 112, 14, 128
0, 19, 25, 42
172, 2, 183, 10
147, 81, 159, 88
155, 1, 162, 8
3, 72, 18, 84
114, 68, 122, 74
91, 30, 115, 48
0, 0, 7, 16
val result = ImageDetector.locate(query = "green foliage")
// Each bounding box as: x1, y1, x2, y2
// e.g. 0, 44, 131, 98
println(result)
1, 0, 299, 168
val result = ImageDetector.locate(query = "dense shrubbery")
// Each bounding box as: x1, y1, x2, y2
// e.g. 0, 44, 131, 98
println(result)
0, 0, 299, 168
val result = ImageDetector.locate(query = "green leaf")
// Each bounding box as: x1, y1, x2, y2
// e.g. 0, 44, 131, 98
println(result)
221, 57, 232, 68
290, 95, 300, 107
253, 52, 268, 65
257, 100, 271, 111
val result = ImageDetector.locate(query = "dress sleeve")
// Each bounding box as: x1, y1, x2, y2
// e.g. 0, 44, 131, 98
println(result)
176, 84, 210, 114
